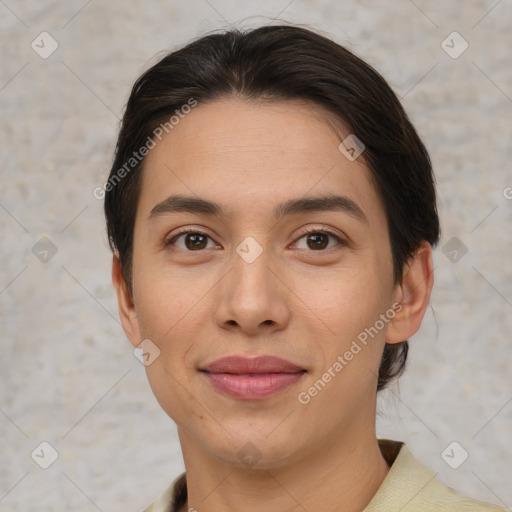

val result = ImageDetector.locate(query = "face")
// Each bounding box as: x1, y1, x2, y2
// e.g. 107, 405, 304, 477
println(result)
116, 97, 417, 469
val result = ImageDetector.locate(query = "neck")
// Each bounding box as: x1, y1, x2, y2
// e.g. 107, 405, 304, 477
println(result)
177, 422, 390, 512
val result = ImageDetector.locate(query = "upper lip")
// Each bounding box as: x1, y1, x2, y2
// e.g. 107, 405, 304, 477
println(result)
200, 356, 306, 374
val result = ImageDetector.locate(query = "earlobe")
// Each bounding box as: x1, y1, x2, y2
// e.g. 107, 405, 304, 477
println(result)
112, 252, 142, 348
386, 241, 434, 344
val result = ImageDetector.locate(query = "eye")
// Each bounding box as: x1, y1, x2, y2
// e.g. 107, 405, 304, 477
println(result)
294, 227, 347, 251
164, 228, 218, 251
164, 226, 347, 252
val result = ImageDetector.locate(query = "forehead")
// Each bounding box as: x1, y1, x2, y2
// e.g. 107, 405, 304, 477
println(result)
137, 97, 383, 224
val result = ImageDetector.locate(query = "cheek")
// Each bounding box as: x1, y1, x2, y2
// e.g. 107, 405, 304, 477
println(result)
300, 274, 391, 406
144, 361, 204, 428
302, 266, 392, 386
133, 255, 202, 339
137, 277, 206, 422
132, 251, 221, 359
309, 266, 389, 334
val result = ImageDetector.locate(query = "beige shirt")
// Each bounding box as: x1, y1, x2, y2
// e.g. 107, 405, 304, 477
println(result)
143, 439, 506, 512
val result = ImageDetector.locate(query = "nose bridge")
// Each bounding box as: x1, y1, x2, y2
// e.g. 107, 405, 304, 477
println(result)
232, 234, 274, 298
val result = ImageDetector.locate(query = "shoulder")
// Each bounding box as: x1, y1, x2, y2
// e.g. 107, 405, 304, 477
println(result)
142, 442, 506, 512
365, 440, 506, 511
142, 472, 186, 512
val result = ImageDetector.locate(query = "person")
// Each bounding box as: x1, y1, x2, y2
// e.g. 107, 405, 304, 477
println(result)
104, 24, 506, 512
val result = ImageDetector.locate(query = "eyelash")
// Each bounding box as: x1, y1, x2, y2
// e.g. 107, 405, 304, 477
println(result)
164, 226, 347, 251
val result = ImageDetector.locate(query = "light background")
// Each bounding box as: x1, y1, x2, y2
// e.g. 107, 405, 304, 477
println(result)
0, 1, 511, 511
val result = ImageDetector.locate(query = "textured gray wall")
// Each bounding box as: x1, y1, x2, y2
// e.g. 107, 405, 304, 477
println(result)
1, 1, 511, 511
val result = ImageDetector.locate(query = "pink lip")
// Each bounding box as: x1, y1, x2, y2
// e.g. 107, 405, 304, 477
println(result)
200, 356, 307, 400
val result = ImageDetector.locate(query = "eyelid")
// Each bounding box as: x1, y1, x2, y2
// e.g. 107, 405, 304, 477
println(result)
163, 226, 213, 247
293, 225, 349, 249
164, 225, 349, 250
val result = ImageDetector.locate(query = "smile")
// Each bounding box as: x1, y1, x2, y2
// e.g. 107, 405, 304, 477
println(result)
199, 355, 308, 400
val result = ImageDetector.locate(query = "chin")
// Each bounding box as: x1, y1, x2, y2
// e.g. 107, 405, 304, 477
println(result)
204, 432, 305, 471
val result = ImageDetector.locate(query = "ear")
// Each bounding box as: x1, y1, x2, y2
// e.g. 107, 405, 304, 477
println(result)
112, 251, 142, 348
386, 241, 434, 344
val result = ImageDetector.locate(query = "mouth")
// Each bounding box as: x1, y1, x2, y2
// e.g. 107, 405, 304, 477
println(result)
199, 355, 307, 400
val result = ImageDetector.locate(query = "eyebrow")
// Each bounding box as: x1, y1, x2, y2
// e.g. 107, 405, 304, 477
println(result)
148, 193, 368, 224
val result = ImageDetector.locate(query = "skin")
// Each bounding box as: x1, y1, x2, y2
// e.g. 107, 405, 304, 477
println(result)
113, 97, 434, 512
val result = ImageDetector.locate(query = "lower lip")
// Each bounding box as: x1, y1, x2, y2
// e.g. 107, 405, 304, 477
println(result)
202, 371, 306, 400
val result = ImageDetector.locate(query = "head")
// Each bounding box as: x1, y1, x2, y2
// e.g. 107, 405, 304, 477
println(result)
106, 25, 439, 467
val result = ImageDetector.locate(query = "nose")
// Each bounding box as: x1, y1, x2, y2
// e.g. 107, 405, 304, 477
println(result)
213, 241, 291, 337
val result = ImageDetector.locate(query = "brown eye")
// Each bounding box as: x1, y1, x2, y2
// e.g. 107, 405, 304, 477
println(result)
165, 229, 215, 251
295, 229, 346, 251
183, 233, 208, 250
306, 232, 329, 250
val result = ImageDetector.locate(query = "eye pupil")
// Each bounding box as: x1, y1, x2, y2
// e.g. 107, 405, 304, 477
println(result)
307, 233, 328, 250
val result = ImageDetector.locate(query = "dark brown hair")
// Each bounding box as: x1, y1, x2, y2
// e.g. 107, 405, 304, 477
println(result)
104, 24, 440, 391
